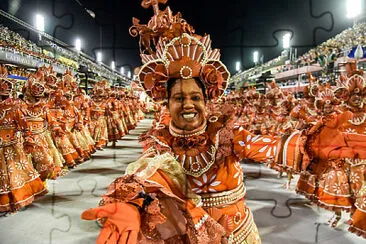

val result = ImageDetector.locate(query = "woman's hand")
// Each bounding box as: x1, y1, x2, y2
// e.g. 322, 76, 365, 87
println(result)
82, 202, 141, 244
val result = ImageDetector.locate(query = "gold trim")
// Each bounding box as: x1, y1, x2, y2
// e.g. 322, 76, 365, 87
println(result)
200, 183, 246, 208
177, 144, 216, 177
228, 208, 255, 244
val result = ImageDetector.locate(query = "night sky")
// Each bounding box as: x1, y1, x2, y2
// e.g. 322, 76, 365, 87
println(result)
0, 0, 357, 74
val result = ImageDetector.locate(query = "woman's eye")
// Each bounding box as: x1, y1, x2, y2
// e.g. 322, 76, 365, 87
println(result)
175, 97, 184, 102
192, 96, 201, 101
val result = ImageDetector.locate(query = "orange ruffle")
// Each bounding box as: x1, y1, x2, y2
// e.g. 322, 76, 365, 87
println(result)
0, 177, 47, 212
296, 178, 316, 198
316, 187, 354, 212
348, 210, 366, 239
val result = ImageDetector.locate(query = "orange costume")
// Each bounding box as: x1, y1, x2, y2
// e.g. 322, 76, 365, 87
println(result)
21, 72, 65, 180
333, 72, 366, 238
49, 90, 82, 167
61, 70, 92, 161
89, 81, 110, 150
106, 91, 124, 144
82, 2, 280, 243
0, 66, 46, 212
283, 71, 366, 238
73, 88, 96, 154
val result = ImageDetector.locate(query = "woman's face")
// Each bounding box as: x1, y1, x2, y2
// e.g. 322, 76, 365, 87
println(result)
168, 78, 206, 131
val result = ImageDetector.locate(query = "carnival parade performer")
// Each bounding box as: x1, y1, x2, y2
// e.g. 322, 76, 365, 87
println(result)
297, 66, 366, 237
21, 70, 65, 180
73, 87, 96, 154
89, 80, 110, 150
0, 65, 47, 213
49, 88, 83, 168
81, 1, 282, 243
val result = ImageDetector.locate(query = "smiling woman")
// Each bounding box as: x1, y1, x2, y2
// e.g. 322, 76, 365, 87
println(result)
168, 78, 207, 132
81, 1, 284, 243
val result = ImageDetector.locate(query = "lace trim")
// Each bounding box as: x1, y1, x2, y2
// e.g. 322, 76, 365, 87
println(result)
348, 113, 366, 125
228, 208, 255, 244
194, 214, 209, 230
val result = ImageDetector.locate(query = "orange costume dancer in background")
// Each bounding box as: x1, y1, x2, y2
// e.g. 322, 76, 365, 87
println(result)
134, 96, 145, 121
117, 91, 132, 132
281, 67, 366, 238
82, 2, 281, 243
106, 88, 124, 146
116, 88, 130, 134
333, 68, 366, 238
73, 87, 96, 154
0, 66, 46, 213
60, 70, 91, 161
89, 80, 110, 150
21, 71, 65, 181
49, 89, 82, 167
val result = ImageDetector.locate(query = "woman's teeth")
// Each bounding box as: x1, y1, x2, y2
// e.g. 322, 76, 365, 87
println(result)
183, 113, 196, 119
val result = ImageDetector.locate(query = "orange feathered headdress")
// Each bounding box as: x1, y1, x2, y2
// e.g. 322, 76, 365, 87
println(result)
130, 0, 230, 102
314, 88, 340, 111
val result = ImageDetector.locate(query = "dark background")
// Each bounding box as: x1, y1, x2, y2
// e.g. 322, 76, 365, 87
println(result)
0, 0, 357, 74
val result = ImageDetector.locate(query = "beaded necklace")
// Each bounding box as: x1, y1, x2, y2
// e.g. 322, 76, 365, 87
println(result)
169, 119, 207, 138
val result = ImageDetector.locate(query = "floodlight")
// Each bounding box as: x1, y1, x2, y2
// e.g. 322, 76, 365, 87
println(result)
75, 38, 82, 51
35, 14, 45, 32
346, 0, 362, 19
283, 33, 291, 49
97, 52, 102, 63
235, 61, 241, 72
253, 51, 259, 63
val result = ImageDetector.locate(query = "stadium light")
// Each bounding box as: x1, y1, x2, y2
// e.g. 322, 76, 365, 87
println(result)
253, 51, 259, 64
127, 71, 131, 78
111, 61, 115, 70
97, 52, 102, 63
120, 67, 124, 74
75, 38, 82, 51
235, 61, 241, 72
283, 33, 291, 49
35, 14, 45, 32
346, 0, 362, 19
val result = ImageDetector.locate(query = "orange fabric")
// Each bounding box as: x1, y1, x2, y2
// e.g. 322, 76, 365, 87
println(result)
147, 169, 185, 199
296, 176, 316, 197
316, 187, 353, 211
0, 177, 46, 212
233, 128, 279, 162
82, 202, 140, 244
349, 210, 366, 238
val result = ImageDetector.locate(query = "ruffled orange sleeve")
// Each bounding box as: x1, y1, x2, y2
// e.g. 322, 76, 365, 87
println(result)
233, 127, 280, 162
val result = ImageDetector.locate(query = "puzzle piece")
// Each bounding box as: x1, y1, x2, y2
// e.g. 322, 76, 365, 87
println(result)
50, 0, 75, 40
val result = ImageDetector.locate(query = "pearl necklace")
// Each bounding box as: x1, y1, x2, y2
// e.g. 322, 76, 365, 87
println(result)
169, 120, 207, 138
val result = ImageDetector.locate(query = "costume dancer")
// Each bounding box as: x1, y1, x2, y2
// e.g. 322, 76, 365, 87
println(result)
82, 1, 282, 243
0, 65, 46, 213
